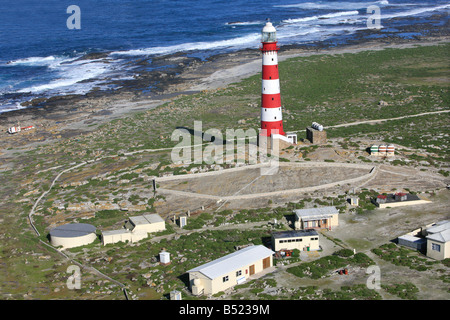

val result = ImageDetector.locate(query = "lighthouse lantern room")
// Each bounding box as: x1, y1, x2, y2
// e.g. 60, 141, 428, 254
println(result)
260, 20, 285, 137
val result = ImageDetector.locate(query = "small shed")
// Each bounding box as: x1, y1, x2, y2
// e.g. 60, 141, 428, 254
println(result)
160, 251, 171, 265
349, 197, 359, 206
170, 290, 182, 300
179, 215, 187, 228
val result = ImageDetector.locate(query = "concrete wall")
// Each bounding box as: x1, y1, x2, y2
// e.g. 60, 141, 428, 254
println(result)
132, 220, 165, 234
102, 230, 148, 245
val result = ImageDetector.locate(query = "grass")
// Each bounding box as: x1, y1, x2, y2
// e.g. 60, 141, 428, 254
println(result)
286, 251, 374, 279
371, 242, 440, 271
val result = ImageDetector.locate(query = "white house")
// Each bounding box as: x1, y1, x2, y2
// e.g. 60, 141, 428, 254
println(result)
425, 220, 450, 260
187, 245, 274, 296
294, 206, 339, 230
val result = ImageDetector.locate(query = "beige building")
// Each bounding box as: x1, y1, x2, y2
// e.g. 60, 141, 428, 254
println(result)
125, 214, 166, 233
271, 230, 320, 252
294, 206, 339, 231
101, 229, 148, 245
425, 221, 450, 260
102, 213, 165, 245
374, 193, 431, 209
187, 245, 274, 296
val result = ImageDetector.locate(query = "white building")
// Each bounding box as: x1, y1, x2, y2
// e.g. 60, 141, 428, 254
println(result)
102, 214, 165, 245
187, 245, 274, 296
425, 220, 450, 260
271, 230, 320, 252
294, 206, 339, 230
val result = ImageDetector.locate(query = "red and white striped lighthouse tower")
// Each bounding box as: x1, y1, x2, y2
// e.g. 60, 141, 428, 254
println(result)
260, 20, 285, 137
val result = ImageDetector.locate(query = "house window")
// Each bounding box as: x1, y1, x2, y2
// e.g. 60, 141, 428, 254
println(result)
432, 243, 441, 252
223, 276, 229, 282
236, 270, 242, 277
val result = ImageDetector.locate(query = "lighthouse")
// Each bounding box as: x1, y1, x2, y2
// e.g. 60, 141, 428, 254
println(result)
260, 20, 285, 137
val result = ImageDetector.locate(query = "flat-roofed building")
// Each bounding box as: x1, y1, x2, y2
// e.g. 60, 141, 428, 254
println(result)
101, 213, 165, 245
373, 193, 431, 209
294, 206, 339, 231
127, 214, 165, 233
271, 230, 319, 252
101, 229, 148, 245
187, 245, 274, 296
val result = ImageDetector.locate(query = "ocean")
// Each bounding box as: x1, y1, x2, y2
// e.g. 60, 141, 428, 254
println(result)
0, 0, 448, 113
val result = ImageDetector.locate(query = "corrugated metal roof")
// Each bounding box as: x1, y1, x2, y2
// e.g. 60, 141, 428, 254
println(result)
187, 245, 274, 280
294, 206, 338, 219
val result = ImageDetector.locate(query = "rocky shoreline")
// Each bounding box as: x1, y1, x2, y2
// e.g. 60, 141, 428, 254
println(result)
0, 18, 449, 152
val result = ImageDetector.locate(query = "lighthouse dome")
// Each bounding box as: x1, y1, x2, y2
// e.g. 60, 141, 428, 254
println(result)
262, 21, 277, 42
262, 21, 276, 33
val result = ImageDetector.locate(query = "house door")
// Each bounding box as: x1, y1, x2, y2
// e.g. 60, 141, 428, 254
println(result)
262, 257, 270, 269
249, 265, 255, 276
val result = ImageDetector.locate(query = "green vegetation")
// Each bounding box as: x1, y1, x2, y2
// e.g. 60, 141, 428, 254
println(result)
382, 282, 420, 300
286, 251, 374, 279
371, 243, 439, 271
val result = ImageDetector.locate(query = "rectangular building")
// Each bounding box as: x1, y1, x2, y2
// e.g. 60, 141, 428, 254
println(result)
271, 230, 319, 252
294, 206, 339, 230
101, 229, 148, 245
374, 193, 431, 209
127, 214, 166, 233
425, 221, 450, 260
187, 245, 274, 296
102, 213, 165, 245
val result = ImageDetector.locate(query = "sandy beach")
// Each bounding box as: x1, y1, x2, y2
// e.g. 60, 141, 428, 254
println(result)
1, 33, 449, 154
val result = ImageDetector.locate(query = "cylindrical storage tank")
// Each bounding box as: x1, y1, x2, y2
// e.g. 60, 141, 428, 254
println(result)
49, 223, 97, 249
370, 145, 379, 155
312, 122, 324, 131
387, 144, 395, 155
379, 145, 387, 153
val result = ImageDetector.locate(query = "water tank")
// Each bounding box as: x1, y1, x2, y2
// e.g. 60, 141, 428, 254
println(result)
370, 145, 379, 153
379, 145, 387, 153
49, 223, 97, 249
387, 144, 395, 153
311, 122, 324, 131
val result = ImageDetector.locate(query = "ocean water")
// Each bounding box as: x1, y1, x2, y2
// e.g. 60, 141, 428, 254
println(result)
0, 0, 448, 113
